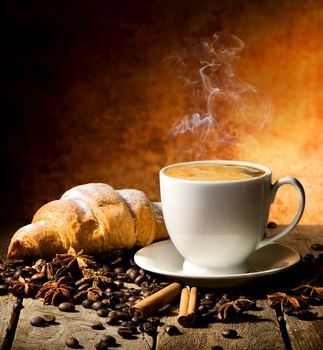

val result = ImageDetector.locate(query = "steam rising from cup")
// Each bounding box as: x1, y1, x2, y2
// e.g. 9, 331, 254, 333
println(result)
165, 32, 272, 163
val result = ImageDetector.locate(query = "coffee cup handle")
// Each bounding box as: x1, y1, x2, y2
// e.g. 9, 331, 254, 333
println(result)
257, 176, 305, 249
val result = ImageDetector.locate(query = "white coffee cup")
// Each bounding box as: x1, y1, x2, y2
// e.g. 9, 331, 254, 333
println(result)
160, 160, 305, 275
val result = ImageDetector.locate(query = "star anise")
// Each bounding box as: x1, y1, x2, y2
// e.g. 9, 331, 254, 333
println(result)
10, 276, 39, 298
267, 292, 307, 313
55, 247, 96, 271
36, 276, 76, 305
76, 268, 112, 290
74, 285, 103, 303
216, 298, 255, 322
292, 284, 323, 303
45, 262, 70, 281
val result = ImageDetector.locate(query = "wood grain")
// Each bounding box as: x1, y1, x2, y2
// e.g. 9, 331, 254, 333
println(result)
12, 298, 150, 350
0, 294, 16, 348
285, 305, 323, 350
157, 299, 285, 350
278, 225, 323, 256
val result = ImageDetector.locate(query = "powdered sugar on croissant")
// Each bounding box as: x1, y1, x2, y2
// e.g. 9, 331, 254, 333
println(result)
7, 183, 168, 259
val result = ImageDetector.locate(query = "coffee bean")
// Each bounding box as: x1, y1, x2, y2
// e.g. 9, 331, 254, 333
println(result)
13, 269, 23, 279
58, 302, 75, 312
128, 295, 143, 302
30, 273, 46, 282
130, 288, 141, 296
30, 316, 46, 327
100, 335, 116, 346
92, 322, 105, 330
165, 325, 180, 335
200, 298, 215, 308
65, 337, 79, 348
126, 301, 134, 307
317, 254, 323, 265
106, 316, 119, 325
108, 295, 120, 308
204, 293, 216, 301
134, 275, 145, 285
94, 341, 108, 350
92, 301, 103, 311
102, 264, 113, 273
97, 308, 109, 317
105, 281, 120, 292
119, 297, 127, 303
118, 326, 134, 339
157, 303, 171, 316
131, 316, 143, 325
198, 305, 208, 314
311, 243, 323, 251
140, 281, 149, 290
82, 299, 94, 309
0, 284, 9, 295
5, 277, 14, 285
114, 266, 124, 274
128, 269, 140, 281
113, 290, 125, 297
108, 310, 118, 318
143, 290, 152, 298
115, 303, 126, 310
116, 311, 131, 321
147, 316, 160, 327
116, 272, 128, 280
126, 267, 137, 274
267, 221, 277, 229
43, 314, 56, 324
221, 329, 238, 339
302, 253, 315, 263
114, 279, 124, 288
142, 322, 157, 336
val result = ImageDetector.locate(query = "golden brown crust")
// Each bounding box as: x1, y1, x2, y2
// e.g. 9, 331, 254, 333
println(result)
7, 222, 65, 259
33, 199, 101, 254
7, 183, 168, 259
61, 184, 136, 250
118, 189, 156, 246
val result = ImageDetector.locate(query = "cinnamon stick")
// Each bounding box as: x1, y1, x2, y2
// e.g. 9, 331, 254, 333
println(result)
178, 286, 197, 327
129, 282, 182, 319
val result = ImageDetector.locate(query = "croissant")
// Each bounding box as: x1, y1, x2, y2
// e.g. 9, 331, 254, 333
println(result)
7, 183, 168, 260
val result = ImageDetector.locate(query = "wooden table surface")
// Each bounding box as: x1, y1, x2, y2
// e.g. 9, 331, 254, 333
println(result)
0, 224, 322, 350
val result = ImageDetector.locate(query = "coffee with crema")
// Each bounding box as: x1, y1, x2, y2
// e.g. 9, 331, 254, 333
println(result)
164, 163, 265, 181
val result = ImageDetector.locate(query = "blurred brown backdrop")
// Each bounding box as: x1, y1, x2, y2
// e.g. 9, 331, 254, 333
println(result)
1, 0, 322, 224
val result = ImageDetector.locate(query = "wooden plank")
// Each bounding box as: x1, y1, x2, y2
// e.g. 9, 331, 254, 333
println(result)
157, 299, 285, 350
12, 298, 150, 350
276, 225, 323, 256
270, 225, 323, 350
0, 294, 17, 348
285, 305, 323, 350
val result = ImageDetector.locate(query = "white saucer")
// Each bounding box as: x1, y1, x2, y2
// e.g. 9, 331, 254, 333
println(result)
134, 240, 300, 288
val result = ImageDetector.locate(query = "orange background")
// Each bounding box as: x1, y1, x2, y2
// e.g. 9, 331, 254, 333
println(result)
1, 0, 322, 224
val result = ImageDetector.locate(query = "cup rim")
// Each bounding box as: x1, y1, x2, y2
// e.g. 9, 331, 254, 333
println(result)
160, 160, 271, 184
